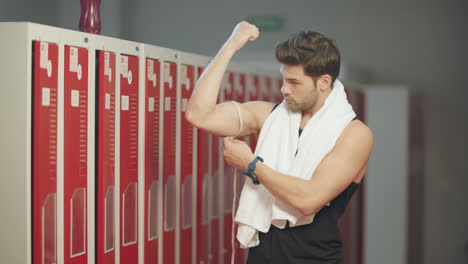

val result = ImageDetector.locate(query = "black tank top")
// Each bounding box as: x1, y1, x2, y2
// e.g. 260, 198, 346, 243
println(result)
247, 104, 360, 264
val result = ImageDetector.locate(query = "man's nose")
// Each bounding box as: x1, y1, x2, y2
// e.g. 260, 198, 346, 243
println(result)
281, 83, 291, 96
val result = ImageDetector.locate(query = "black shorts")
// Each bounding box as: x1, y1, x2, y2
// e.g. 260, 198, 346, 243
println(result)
247, 221, 344, 264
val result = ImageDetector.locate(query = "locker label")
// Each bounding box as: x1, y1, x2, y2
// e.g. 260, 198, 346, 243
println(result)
71, 90, 80, 107
148, 97, 154, 112
181, 65, 191, 90
42, 87, 50, 106
40, 42, 48, 69
165, 97, 171, 111
148, 60, 154, 80
70, 47, 78, 73
105, 93, 111, 110
121, 56, 128, 78
121, 95, 129, 111
164, 62, 173, 88
105, 52, 111, 76
181, 98, 187, 112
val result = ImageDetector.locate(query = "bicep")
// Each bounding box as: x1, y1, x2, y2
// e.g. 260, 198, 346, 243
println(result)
190, 101, 274, 137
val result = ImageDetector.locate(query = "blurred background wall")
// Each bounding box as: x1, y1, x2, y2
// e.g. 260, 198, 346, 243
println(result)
1, 0, 467, 263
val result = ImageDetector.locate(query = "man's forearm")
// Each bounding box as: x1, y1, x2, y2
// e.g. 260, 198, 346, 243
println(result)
254, 162, 320, 216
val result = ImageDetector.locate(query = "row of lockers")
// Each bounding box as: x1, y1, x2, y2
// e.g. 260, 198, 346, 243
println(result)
33, 42, 278, 263
17, 22, 282, 264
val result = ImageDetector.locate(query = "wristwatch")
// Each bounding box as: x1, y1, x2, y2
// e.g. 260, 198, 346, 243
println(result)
241, 156, 263, 185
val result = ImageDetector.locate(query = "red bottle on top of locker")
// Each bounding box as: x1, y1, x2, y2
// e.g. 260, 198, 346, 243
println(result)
79, 0, 101, 34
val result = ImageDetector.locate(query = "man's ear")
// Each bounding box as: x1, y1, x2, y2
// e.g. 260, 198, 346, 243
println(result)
318, 74, 332, 91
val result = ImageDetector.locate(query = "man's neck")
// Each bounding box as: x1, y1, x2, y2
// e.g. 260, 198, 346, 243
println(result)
300, 89, 331, 129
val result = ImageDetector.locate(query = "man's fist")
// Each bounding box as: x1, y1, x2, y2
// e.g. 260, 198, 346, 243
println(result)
224, 21, 260, 52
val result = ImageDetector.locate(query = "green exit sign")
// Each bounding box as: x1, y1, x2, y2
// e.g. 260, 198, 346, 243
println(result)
246, 15, 284, 32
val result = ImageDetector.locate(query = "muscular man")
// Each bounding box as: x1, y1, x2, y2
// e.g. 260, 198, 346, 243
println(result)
186, 21, 373, 263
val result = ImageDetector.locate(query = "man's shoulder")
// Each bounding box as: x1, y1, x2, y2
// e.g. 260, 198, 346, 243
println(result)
336, 119, 373, 152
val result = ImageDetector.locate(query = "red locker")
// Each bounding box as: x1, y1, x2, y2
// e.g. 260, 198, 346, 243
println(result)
234, 73, 246, 103
261, 76, 273, 102
145, 58, 160, 264
210, 133, 221, 264
33, 41, 58, 264
275, 78, 284, 103
179, 64, 196, 264
64, 45, 89, 264
247, 75, 260, 152
119, 54, 139, 264
197, 66, 210, 264
233, 73, 248, 264
222, 72, 236, 264
162, 61, 177, 264
96, 50, 116, 264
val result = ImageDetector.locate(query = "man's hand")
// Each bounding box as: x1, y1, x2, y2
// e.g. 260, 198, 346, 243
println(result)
223, 21, 259, 52
223, 137, 255, 170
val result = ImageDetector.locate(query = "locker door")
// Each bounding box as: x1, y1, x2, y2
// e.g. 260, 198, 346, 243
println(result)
233, 73, 248, 264
246, 75, 260, 152
261, 76, 272, 103
32, 41, 58, 264
144, 58, 160, 264
222, 72, 235, 264
210, 133, 221, 264
258, 77, 271, 102
96, 50, 116, 264
197, 66, 210, 264
64, 45, 89, 264
162, 61, 177, 264
275, 78, 283, 103
119, 54, 139, 264
208, 70, 224, 264
179, 64, 196, 264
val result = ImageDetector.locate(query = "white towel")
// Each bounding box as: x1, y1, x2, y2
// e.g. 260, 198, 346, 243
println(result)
235, 80, 356, 248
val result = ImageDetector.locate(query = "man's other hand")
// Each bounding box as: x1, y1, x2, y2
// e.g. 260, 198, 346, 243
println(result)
223, 137, 255, 171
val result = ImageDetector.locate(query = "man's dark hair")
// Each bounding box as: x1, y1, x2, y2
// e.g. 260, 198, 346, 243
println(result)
275, 31, 341, 84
